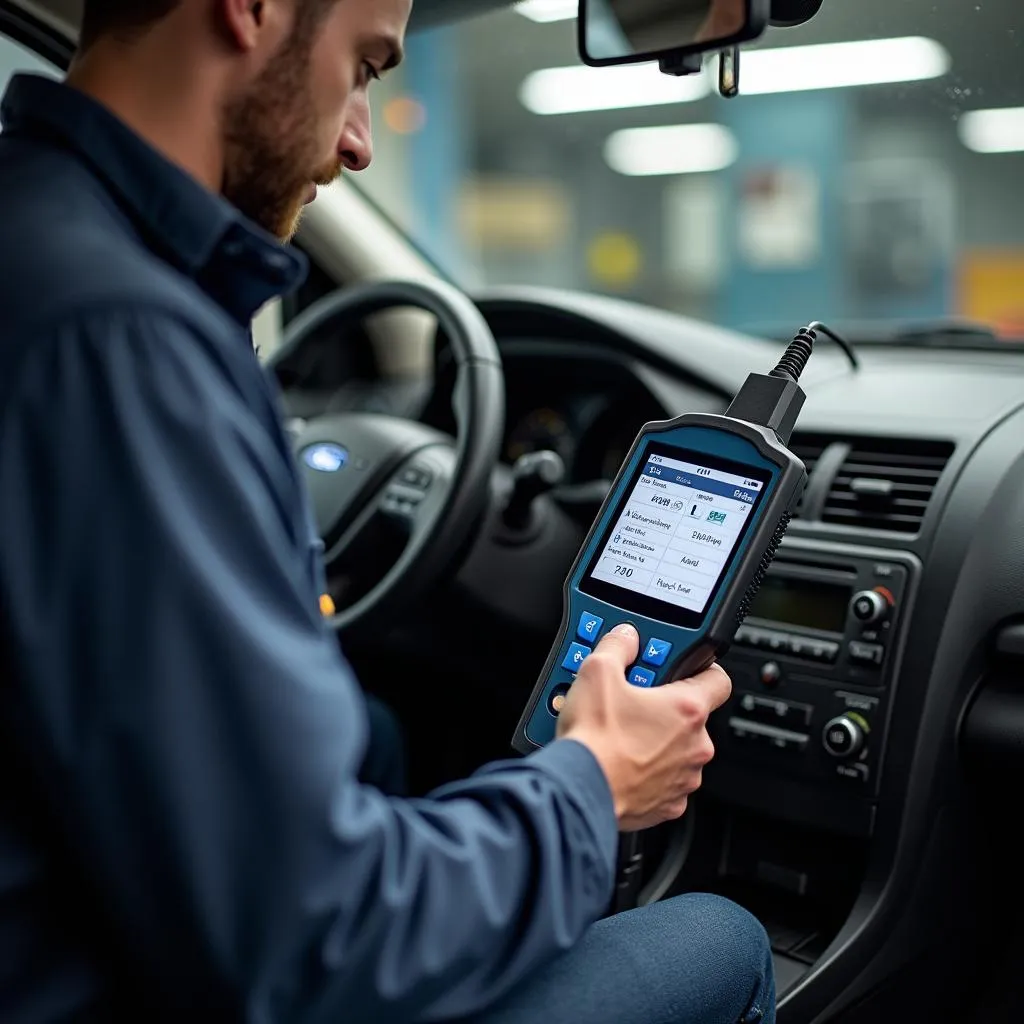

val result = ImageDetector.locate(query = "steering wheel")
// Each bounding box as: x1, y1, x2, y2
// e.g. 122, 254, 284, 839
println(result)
266, 278, 504, 632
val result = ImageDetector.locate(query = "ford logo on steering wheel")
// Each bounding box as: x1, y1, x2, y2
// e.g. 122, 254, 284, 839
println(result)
301, 443, 348, 473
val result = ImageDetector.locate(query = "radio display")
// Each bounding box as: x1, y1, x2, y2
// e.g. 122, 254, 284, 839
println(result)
746, 575, 850, 634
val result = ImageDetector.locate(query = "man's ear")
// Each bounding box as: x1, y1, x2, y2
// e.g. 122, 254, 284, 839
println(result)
219, 0, 288, 52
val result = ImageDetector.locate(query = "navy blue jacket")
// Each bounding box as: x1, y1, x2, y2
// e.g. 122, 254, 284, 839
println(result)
0, 73, 617, 1023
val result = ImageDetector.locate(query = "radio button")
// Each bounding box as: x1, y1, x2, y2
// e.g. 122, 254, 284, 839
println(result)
835, 762, 871, 783
738, 691, 812, 726
734, 625, 757, 646
822, 714, 868, 759
805, 639, 839, 664
851, 589, 891, 625
760, 661, 782, 687
728, 716, 809, 752
788, 636, 809, 658
848, 640, 884, 667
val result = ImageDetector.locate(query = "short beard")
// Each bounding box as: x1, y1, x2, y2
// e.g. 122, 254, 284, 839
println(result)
221, 9, 340, 240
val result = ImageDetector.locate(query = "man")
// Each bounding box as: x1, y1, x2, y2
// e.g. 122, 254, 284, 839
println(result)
0, 1, 776, 1021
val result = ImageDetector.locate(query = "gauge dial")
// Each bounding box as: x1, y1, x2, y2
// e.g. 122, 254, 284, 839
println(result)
506, 407, 576, 468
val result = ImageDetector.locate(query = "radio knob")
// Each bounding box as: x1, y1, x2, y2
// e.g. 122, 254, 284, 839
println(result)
822, 714, 868, 759
850, 589, 890, 625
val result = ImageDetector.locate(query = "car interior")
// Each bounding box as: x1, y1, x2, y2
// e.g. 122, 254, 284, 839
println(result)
3, 0, 1024, 1020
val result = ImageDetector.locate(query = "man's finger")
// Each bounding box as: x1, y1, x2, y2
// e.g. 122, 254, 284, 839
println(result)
587, 621, 639, 671
664, 662, 732, 712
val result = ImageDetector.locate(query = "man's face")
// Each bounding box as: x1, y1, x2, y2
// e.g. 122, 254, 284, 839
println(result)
222, 0, 411, 240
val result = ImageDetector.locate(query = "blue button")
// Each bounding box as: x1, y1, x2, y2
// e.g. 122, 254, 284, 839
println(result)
561, 642, 592, 674
642, 637, 673, 667
577, 611, 604, 643
629, 666, 656, 687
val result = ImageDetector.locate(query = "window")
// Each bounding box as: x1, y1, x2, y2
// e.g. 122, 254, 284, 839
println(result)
357, 2, 1024, 343
0, 32, 58, 125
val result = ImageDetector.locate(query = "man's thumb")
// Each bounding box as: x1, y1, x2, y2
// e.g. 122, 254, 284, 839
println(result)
592, 621, 640, 668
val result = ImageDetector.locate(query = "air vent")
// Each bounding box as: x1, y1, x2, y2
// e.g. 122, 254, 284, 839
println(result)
822, 438, 954, 534
788, 433, 830, 517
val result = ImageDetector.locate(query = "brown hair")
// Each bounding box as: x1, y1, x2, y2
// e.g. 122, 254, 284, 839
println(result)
79, 0, 338, 52
79, 0, 181, 50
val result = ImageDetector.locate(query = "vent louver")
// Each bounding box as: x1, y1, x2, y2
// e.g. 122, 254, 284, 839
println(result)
788, 433, 829, 517
822, 438, 954, 534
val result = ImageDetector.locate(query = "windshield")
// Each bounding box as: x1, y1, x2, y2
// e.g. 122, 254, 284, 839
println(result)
356, 0, 1024, 345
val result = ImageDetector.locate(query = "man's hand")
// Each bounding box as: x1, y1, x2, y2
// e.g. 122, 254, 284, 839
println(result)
556, 623, 731, 832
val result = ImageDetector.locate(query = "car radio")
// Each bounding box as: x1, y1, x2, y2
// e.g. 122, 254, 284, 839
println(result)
705, 542, 920, 828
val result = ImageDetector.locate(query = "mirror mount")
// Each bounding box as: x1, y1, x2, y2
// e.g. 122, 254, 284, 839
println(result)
656, 50, 704, 77
657, 45, 740, 99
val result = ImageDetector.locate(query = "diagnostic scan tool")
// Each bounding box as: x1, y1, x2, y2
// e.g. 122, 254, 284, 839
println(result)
512, 323, 853, 753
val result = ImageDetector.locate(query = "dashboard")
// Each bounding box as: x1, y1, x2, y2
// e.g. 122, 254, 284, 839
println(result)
277, 281, 1024, 1022
456, 286, 1024, 1021
499, 348, 666, 483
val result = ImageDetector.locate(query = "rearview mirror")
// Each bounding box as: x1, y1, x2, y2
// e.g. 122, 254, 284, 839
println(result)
578, 0, 770, 67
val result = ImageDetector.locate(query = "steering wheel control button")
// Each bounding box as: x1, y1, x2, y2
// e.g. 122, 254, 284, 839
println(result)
759, 661, 782, 687
399, 465, 433, 489
850, 589, 890, 625
641, 637, 672, 667
577, 611, 604, 643
561, 642, 592, 674
822, 714, 868, 759
548, 684, 571, 716
628, 666, 656, 688
382, 482, 426, 516
848, 640, 884, 667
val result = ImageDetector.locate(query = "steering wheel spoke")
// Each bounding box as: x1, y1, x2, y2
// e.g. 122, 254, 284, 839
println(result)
267, 279, 504, 632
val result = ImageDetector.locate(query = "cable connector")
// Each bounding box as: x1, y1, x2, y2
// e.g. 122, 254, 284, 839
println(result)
726, 370, 806, 447
727, 321, 857, 446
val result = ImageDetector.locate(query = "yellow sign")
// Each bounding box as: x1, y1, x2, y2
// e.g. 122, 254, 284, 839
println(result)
587, 232, 642, 288
959, 250, 1024, 338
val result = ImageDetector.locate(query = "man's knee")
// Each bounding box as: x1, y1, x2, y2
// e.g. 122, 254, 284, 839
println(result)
644, 893, 775, 1023
675, 892, 773, 974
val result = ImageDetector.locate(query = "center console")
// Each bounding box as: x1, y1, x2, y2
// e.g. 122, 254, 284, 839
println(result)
705, 539, 920, 838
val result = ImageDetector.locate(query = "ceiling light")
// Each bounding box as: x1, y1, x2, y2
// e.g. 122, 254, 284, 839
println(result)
741, 37, 950, 94
958, 106, 1024, 154
515, 0, 577, 23
520, 63, 711, 115
604, 124, 738, 176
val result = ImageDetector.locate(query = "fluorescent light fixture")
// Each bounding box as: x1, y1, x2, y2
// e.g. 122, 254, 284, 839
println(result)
605, 124, 738, 176
741, 36, 950, 94
959, 106, 1024, 154
520, 63, 711, 115
519, 37, 946, 116
516, 0, 577, 23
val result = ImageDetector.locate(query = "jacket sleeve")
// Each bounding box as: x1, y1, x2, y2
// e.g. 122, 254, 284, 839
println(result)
0, 306, 619, 1023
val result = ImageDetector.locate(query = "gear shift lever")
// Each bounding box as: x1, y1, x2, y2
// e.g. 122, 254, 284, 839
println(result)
502, 450, 566, 531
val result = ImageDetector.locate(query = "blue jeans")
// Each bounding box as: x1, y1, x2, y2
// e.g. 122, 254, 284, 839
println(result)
461, 894, 776, 1024
361, 698, 775, 1023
